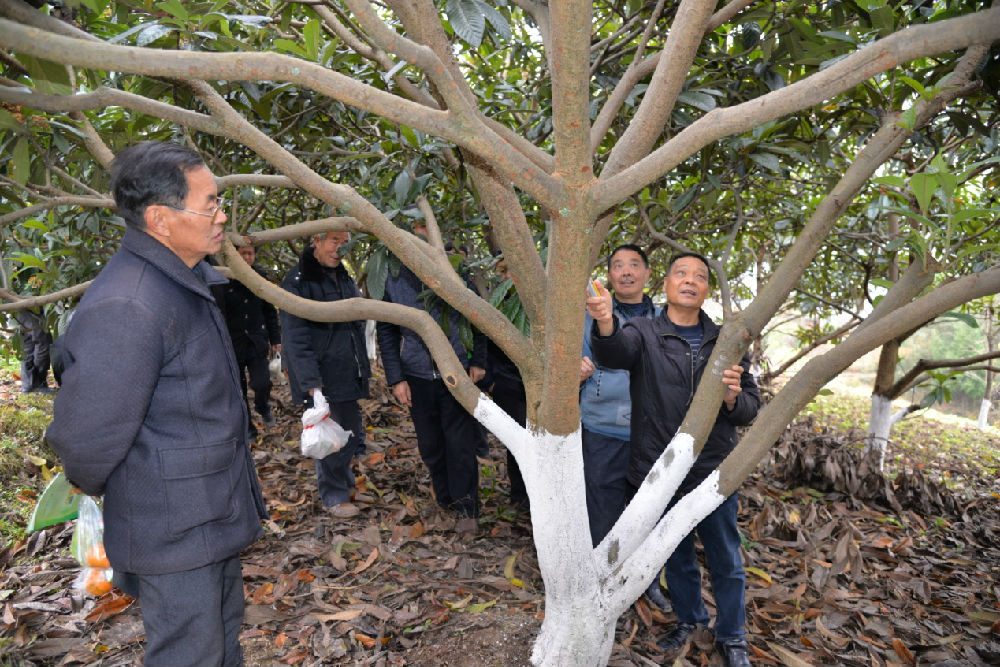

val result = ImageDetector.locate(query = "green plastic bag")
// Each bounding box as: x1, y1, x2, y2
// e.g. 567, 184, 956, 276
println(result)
26, 472, 81, 533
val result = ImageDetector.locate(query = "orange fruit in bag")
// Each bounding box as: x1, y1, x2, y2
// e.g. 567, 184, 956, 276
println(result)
86, 543, 110, 568
84, 568, 112, 596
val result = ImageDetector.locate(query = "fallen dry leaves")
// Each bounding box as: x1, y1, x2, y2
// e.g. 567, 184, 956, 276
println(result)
1, 379, 998, 666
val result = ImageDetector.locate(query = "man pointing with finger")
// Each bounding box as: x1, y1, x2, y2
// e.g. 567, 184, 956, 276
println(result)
586, 252, 760, 667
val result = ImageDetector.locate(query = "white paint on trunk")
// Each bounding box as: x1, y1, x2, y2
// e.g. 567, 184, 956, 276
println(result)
474, 396, 614, 667
606, 471, 726, 612
978, 399, 992, 430
866, 394, 891, 471
596, 433, 695, 578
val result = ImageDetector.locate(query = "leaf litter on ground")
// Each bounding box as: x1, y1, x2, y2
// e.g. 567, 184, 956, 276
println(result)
0, 373, 998, 666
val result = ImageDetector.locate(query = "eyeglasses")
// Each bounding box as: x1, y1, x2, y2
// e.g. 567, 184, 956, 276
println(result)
161, 197, 226, 221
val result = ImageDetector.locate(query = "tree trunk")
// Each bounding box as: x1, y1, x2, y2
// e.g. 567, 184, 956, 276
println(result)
866, 394, 893, 470
978, 399, 992, 431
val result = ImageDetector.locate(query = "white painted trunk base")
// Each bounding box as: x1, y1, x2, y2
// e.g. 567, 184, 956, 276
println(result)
866, 395, 892, 471
978, 399, 992, 431
473, 395, 730, 666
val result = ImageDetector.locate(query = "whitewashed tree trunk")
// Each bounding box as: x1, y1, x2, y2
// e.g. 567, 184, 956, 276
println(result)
978, 399, 992, 430
866, 394, 892, 470
473, 395, 727, 667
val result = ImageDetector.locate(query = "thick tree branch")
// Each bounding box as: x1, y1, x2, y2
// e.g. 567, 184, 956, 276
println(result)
601, 0, 718, 178
0, 281, 91, 311
592, 13, 1000, 209
0, 18, 563, 209
549, 0, 593, 183
888, 350, 1000, 398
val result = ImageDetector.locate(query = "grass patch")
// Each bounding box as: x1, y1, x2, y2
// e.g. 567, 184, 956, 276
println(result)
0, 385, 57, 548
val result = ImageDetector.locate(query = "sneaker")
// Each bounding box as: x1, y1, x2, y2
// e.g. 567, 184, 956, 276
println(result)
656, 622, 697, 652
643, 580, 671, 612
715, 638, 752, 667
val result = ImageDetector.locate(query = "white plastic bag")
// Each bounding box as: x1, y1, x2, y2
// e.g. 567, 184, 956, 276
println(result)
301, 392, 352, 459
269, 351, 286, 385
70, 495, 113, 596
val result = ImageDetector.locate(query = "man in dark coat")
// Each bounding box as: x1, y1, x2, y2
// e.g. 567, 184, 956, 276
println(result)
587, 252, 760, 667
377, 238, 488, 522
15, 308, 53, 394
280, 231, 370, 515
223, 243, 281, 434
45, 141, 267, 667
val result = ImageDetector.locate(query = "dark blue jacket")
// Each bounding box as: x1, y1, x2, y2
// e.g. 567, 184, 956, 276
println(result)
377, 265, 487, 386
223, 266, 281, 356
280, 247, 370, 405
590, 308, 760, 494
45, 227, 266, 575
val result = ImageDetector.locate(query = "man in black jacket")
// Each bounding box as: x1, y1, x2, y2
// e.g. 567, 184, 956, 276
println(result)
587, 252, 760, 667
280, 231, 370, 516
224, 243, 281, 435
46, 141, 266, 667
377, 241, 487, 524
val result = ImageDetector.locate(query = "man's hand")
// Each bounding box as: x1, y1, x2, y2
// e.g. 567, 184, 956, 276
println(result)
580, 356, 595, 382
722, 365, 743, 410
392, 380, 412, 407
585, 281, 615, 336
469, 366, 486, 384
309, 387, 322, 396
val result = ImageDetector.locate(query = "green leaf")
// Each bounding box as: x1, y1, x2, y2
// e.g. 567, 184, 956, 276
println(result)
749, 152, 782, 173
274, 39, 308, 58
676, 91, 717, 112
20, 219, 50, 232
10, 252, 45, 269
937, 311, 978, 328
302, 19, 320, 60
17, 55, 72, 96
480, 1, 511, 42
11, 136, 30, 186
365, 248, 388, 302
909, 172, 936, 214
488, 278, 514, 308
447, 0, 486, 47
393, 170, 412, 207
895, 106, 916, 131
156, 0, 189, 20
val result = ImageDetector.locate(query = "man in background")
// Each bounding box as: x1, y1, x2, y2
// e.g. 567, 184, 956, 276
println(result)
281, 230, 370, 517
223, 242, 281, 438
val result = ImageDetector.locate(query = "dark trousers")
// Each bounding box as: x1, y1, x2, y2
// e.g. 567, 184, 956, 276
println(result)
16, 311, 51, 393
664, 493, 746, 641
315, 398, 364, 506
232, 338, 271, 415
491, 377, 527, 507
407, 375, 480, 517
114, 555, 245, 667
582, 428, 630, 545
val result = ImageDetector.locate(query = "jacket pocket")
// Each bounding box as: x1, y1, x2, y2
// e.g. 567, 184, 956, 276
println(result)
160, 440, 238, 536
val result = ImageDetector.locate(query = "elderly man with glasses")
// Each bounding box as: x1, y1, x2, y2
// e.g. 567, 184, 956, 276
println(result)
47, 141, 267, 667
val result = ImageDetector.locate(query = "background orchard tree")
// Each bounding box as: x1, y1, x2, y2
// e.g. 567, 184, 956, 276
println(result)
2, 1, 1000, 665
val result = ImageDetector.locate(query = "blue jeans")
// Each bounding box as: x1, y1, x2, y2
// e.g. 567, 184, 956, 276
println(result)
582, 428, 629, 546
664, 493, 746, 641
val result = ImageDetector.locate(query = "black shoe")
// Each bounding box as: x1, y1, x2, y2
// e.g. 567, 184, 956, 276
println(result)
643, 580, 671, 612
715, 638, 752, 667
259, 408, 275, 426
656, 622, 697, 652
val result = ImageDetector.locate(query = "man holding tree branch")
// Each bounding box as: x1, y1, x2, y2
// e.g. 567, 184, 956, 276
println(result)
586, 252, 760, 667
